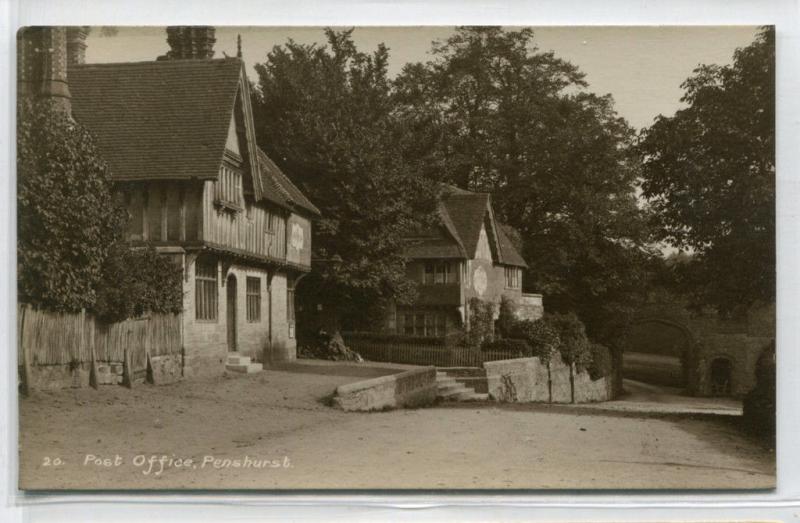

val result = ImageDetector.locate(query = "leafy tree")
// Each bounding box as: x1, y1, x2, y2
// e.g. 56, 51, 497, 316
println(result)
394, 27, 656, 343
252, 29, 438, 330
638, 27, 775, 315
17, 99, 126, 311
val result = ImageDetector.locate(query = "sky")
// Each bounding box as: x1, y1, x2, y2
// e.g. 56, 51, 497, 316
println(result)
84, 26, 759, 130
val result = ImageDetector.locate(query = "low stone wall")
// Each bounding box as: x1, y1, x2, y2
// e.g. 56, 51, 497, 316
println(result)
572, 368, 612, 403
25, 363, 92, 391
549, 356, 573, 403
148, 354, 182, 385
484, 355, 612, 404
484, 357, 549, 402
333, 367, 437, 412
96, 361, 124, 385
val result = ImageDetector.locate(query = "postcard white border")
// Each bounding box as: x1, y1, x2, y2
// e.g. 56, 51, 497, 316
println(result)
2, 0, 799, 521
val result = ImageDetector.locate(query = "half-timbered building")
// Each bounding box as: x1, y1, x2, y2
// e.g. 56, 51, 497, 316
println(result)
388, 185, 542, 336
63, 28, 319, 376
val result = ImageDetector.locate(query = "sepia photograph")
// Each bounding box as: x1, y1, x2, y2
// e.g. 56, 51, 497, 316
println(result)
16, 24, 775, 490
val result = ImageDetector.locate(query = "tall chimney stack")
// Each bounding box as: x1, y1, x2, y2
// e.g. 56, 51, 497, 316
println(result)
17, 26, 72, 113
66, 26, 89, 66
159, 26, 216, 60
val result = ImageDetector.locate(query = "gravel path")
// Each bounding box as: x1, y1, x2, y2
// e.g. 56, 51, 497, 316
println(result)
18, 364, 775, 491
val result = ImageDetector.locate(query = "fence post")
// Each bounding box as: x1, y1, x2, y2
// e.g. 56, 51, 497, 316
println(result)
122, 330, 133, 388
89, 345, 99, 390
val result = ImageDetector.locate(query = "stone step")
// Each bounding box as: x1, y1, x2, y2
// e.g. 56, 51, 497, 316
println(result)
456, 392, 489, 401
226, 362, 263, 374
437, 383, 468, 394
435, 376, 458, 386
437, 366, 486, 378
438, 387, 471, 399
227, 354, 251, 366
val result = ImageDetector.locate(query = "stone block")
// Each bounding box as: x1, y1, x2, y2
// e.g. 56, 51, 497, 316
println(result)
333, 367, 437, 411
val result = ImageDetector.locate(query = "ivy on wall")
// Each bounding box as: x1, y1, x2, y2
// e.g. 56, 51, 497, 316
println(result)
18, 99, 183, 320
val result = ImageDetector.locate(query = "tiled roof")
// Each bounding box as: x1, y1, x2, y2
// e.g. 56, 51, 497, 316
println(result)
256, 148, 320, 216
70, 58, 244, 182
442, 192, 491, 259
404, 185, 527, 267
496, 224, 527, 267
405, 237, 465, 259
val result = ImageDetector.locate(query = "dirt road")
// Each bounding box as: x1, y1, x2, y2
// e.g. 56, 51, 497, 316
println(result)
18, 363, 775, 490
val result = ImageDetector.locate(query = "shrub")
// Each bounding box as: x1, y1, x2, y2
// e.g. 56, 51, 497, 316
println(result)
587, 342, 613, 380
17, 99, 126, 311
464, 297, 496, 349
545, 312, 592, 370
481, 338, 530, 356
509, 318, 560, 363
742, 340, 775, 441
496, 295, 518, 338
93, 244, 184, 322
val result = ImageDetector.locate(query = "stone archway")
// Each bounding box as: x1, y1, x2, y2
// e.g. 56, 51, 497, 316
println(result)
622, 316, 695, 390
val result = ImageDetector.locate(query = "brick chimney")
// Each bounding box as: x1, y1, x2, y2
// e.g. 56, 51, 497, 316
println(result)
17, 26, 71, 113
66, 26, 89, 66
159, 26, 216, 60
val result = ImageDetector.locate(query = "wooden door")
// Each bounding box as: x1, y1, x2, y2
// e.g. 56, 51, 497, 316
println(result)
226, 274, 237, 352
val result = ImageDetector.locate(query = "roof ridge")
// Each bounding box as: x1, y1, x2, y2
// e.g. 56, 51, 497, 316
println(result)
71, 57, 242, 68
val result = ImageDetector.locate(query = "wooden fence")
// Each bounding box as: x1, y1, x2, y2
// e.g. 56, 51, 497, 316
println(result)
342, 332, 521, 367
18, 304, 182, 376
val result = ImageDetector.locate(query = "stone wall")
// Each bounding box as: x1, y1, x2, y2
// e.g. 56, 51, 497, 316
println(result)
549, 356, 573, 403
182, 256, 297, 378
573, 367, 613, 403
516, 293, 544, 322
148, 354, 182, 385
691, 334, 772, 398
333, 367, 438, 411
26, 363, 92, 391
484, 355, 612, 404
484, 357, 549, 402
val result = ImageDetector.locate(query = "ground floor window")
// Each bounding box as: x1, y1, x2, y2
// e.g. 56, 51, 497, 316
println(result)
397, 309, 447, 337
246, 276, 261, 322
195, 257, 218, 321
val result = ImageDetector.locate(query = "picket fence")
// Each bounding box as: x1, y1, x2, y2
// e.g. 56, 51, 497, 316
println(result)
17, 304, 182, 375
342, 332, 521, 367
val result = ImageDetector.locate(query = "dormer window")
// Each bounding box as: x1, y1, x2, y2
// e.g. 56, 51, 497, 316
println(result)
214, 165, 244, 212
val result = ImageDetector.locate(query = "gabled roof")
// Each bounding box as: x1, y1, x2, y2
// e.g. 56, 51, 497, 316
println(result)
256, 148, 320, 216
404, 185, 527, 267
70, 58, 245, 182
495, 224, 527, 267
441, 192, 491, 259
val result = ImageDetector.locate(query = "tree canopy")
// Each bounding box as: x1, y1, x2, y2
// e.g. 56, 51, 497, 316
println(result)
394, 27, 656, 344
638, 27, 775, 315
252, 29, 438, 329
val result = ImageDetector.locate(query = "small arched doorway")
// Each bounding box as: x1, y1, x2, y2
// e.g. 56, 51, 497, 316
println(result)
709, 357, 733, 396
226, 274, 238, 352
